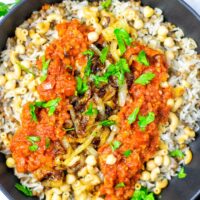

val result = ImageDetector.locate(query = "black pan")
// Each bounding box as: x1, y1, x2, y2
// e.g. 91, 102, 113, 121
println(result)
0, 0, 199, 200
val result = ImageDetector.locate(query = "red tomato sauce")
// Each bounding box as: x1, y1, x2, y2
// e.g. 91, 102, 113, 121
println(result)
10, 20, 91, 174
98, 43, 172, 200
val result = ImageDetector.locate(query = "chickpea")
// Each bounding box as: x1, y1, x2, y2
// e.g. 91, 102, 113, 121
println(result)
134, 19, 144, 30
146, 160, 157, 171
164, 37, 175, 48
88, 31, 99, 43
106, 154, 117, 165
157, 25, 169, 36
143, 6, 154, 18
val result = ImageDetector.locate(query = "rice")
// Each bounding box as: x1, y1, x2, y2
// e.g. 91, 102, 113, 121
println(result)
0, 0, 199, 199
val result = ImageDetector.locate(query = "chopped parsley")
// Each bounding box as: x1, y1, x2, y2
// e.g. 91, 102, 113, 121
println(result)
169, 149, 185, 158
42, 98, 61, 116
17, 62, 35, 76
110, 140, 121, 151
15, 183, 32, 197
134, 72, 155, 86
29, 144, 38, 152
106, 58, 130, 85
131, 187, 155, 200
91, 74, 108, 87
99, 120, 116, 127
101, 0, 112, 10
83, 50, 94, 77
115, 182, 125, 188
136, 50, 150, 66
114, 28, 133, 55
123, 149, 132, 157
27, 136, 41, 143
40, 55, 51, 82
45, 138, 51, 149
29, 98, 61, 121
138, 112, 155, 130
128, 107, 140, 124
100, 46, 109, 63
178, 167, 187, 179
85, 103, 98, 116
76, 76, 88, 95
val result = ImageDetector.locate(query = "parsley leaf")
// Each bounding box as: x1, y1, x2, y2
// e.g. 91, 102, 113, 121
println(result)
16, 62, 35, 76
138, 112, 155, 130
114, 28, 133, 55
128, 107, 140, 124
45, 138, 51, 149
136, 50, 150, 66
106, 58, 130, 85
169, 149, 185, 158
83, 50, 94, 77
100, 46, 109, 63
27, 136, 41, 143
99, 120, 116, 126
42, 98, 61, 116
131, 187, 155, 200
83, 50, 94, 59
91, 74, 108, 87
76, 76, 88, 95
134, 72, 155, 86
110, 140, 121, 151
178, 167, 187, 179
0, 3, 9, 17
101, 0, 112, 10
15, 183, 32, 197
85, 103, 98, 116
123, 149, 132, 157
29, 98, 61, 121
29, 144, 38, 152
29, 103, 37, 122
115, 182, 125, 188
40, 55, 50, 82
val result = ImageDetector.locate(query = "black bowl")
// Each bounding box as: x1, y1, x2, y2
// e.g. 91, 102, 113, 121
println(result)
0, 0, 200, 200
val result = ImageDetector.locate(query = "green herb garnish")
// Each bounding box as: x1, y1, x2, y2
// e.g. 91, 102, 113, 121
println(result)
27, 136, 41, 143
85, 103, 98, 116
114, 28, 133, 55
76, 76, 88, 95
128, 107, 140, 124
178, 167, 187, 179
45, 138, 51, 149
136, 50, 150, 66
29, 144, 39, 152
83, 50, 94, 77
40, 55, 50, 82
169, 149, 185, 158
138, 112, 155, 130
101, 0, 112, 10
17, 62, 35, 76
134, 72, 155, 86
131, 187, 155, 200
29, 98, 61, 121
106, 58, 130, 85
91, 74, 108, 87
42, 98, 61, 116
123, 149, 132, 157
29, 103, 37, 122
99, 120, 116, 127
110, 140, 121, 151
100, 46, 109, 63
15, 183, 32, 197
115, 182, 125, 188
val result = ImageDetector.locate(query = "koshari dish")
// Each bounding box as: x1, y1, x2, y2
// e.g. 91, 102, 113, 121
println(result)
0, 0, 199, 200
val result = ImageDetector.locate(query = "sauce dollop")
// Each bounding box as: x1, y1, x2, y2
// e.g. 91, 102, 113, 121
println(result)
98, 43, 172, 200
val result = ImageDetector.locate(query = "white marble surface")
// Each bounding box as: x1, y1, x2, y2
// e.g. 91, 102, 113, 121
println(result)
0, 0, 199, 200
